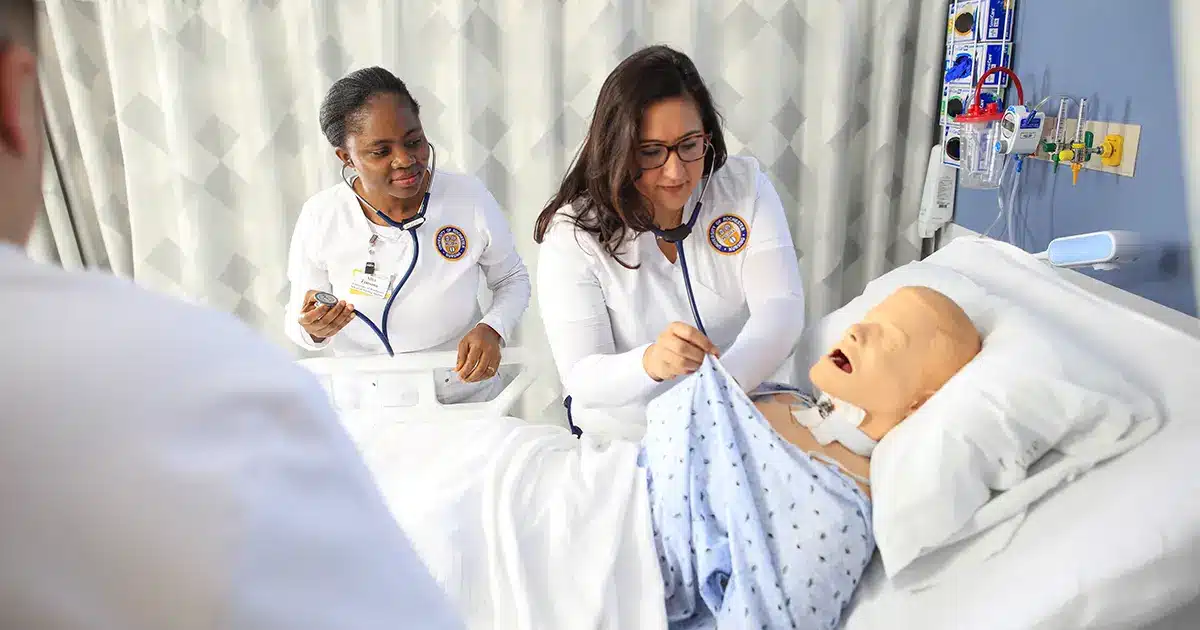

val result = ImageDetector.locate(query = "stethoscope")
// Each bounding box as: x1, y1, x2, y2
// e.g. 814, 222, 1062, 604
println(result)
649, 160, 714, 336
563, 157, 714, 438
313, 143, 437, 357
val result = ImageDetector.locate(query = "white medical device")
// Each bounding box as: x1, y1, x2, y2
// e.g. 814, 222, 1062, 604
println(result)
793, 394, 877, 457
996, 105, 1045, 156
918, 144, 958, 238
1035, 230, 1142, 271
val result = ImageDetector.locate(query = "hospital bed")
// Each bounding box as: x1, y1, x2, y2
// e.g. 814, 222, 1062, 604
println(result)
297, 231, 1200, 630
838, 230, 1200, 630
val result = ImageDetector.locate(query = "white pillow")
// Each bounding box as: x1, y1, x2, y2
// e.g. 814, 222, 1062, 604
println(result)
793, 259, 1161, 588
865, 295, 1161, 589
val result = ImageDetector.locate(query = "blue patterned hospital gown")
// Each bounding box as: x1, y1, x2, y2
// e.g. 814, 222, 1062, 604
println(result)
639, 358, 874, 630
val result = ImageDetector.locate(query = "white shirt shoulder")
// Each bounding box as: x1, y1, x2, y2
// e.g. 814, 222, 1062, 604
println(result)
1, 252, 461, 629
292, 183, 355, 267
540, 203, 588, 246
702, 154, 794, 253
539, 201, 633, 265
302, 180, 353, 213
427, 169, 491, 209
705, 154, 764, 208
423, 170, 510, 247
300, 182, 355, 224
696, 154, 776, 231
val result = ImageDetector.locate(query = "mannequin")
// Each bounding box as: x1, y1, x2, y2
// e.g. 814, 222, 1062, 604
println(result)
757, 286, 982, 493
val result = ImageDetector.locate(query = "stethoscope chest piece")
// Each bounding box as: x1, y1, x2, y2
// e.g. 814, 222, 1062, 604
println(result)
314, 291, 339, 307
656, 224, 693, 244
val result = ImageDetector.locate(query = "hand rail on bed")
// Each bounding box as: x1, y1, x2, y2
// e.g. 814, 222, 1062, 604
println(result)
296, 347, 536, 420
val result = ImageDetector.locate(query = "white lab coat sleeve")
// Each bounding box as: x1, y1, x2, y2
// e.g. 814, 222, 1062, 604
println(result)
473, 186, 531, 343
719, 170, 806, 391
4, 335, 463, 629
284, 201, 333, 351
536, 223, 660, 407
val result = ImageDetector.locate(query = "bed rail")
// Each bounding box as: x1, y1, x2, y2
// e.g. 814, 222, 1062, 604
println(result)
296, 347, 536, 420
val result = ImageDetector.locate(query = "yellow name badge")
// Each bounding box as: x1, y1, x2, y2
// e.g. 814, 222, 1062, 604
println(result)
348, 269, 395, 300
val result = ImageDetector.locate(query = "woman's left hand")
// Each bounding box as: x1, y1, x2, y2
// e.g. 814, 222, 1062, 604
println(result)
456, 324, 502, 383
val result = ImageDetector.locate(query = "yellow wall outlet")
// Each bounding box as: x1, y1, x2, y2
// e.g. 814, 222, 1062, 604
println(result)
1101, 134, 1124, 167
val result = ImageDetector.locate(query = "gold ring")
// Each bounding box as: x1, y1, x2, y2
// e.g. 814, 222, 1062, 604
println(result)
487, 366, 496, 374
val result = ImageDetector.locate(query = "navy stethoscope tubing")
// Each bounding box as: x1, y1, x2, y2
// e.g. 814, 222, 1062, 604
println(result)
326, 143, 437, 357
650, 163, 714, 336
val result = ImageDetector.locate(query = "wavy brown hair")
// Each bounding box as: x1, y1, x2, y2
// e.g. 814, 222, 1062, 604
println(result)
532, 45, 728, 268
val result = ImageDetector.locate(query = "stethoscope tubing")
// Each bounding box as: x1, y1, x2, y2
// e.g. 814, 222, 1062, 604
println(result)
651, 164, 714, 336
337, 143, 437, 357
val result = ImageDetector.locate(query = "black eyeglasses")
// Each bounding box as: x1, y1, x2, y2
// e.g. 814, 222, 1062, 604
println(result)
636, 136, 710, 170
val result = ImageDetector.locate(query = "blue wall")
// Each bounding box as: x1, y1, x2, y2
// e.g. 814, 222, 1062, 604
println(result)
953, 0, 1197, 316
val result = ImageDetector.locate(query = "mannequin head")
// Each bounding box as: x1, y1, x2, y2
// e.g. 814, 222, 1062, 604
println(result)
809, 286, 981, 440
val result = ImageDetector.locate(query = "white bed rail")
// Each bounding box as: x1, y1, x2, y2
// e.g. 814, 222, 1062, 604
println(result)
297, 347, 536, 420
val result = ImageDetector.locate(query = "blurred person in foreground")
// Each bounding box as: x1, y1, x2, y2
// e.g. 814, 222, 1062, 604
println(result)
0, 2, 461, 628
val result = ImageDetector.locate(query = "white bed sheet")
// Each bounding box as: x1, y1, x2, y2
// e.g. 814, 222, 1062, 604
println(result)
841, 237, 1200, 630
344, 411, 667, 630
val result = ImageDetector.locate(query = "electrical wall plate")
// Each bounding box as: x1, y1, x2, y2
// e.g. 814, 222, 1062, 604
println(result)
1029, 118, 1141, 177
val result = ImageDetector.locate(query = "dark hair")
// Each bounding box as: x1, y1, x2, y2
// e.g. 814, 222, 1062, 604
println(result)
319, 66, 420, 148
532, 45, 727, 266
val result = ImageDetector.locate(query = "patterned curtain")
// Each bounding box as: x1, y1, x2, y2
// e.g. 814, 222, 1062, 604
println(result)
30, 0, 945, 413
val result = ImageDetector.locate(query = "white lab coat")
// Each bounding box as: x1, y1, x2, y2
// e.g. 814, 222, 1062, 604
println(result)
0, 243, 461, 629
537, 155, 806, 439
285, 171, 531, 409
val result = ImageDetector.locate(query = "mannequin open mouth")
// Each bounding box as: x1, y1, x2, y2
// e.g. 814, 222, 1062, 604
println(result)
830, 349, 853, 373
